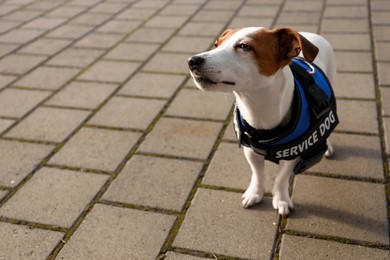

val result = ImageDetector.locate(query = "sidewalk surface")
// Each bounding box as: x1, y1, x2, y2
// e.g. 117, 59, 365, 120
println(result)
0, 0, 389, 259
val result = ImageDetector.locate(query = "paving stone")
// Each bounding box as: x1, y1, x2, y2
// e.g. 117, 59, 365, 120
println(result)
49, 127, 141, 172
322, 33, 371, 51
0, 43, 18, 58
378, 62, 390, 86
0, 190, 7, 200
69, 13, 111, 26
144, 15, 188, 28
103, 155, 202, 211
0, 20, 19, 34
96, 19, 141, 34
326, 0, 366, 4
336, 99, 378, 134
0, 74, 16, 89
288, 175, 389, 245
143, 53, 190, 74
277, 12, 321, 25
67, 0, 101, 6
203, 142, 277, 194
25, 0, 62, 11
173, 188, 278, 259
0, 28, 44, 44
78, 60, 140, 83
118, 72, 185, 98
376, 42, 390, 62
125, 27, 175, 43
0, 140, 54, 187
192, 10, 234, 22
381, 87, 390, 116
165, 252, 208, 260
104, 42, 160, 61
14, 66, 79, 90
73, 32, 123, 49
0, 54, 46, 75
274, 24, 318, 34
334, 73, 375, 99
0, 118, 14, 134
45, 24, 92, 39
371, 0, 390, 11
229, 17, 274, 29
0, 167, 108, 227
45, 5, 85, 18
89, 96, 165, 129
373, 25, 390, 41
279, 235, 390, 260
115, 7, 157, 20
204, 0, 242, 10
0, 88, 51, 118
22, 17, 66, 30
238, 5, 279, 17
57, 204, 176, 260
310, 133, 384, 180
0, 222, 63, 260
46, 48, 104, 68
160, 4, 200, 15
324, 6, 368, 18
372, 11, 390, 25
17, 38, 71, 56
5, 107, 90, 143
88, 2, 128, 14
139, 117, 222, 159
284, 0, 323, 11
334, 51, 373, 73
133, 0, 170, 9
223, 120, 237, 141
45, 81, 118, 109
166, 89, 233, 120
383, 117, 390, 155
322, 19, 369, 33
162, 36, 214, 53
178, 22, 225, 36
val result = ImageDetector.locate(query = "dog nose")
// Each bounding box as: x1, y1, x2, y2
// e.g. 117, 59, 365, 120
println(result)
188, 55, 205, 71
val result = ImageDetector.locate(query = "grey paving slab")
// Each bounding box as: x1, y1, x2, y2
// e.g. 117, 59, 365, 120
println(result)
14, 66, 79, 90
192, 10, 234, 22
162, 36, 214, 53
0, 167, 108, 227
0, 21, 19, 34
104, 42, 160, 61
0, 118, 14, 134
203, 142, 277, 194
0, 54, 46, 75
284, 0, 323, 11
45, 81, 118, 109
0, 28, 44, 44
144, 15, 188, 28
378, 62, 390, 86
310, 133, 384, 180
57, 204, 176, 260
166, 89, 233, 120
143, 53, 191, 74
5, 107, 90, 143
0, 222, 63, 260
132, 0, 169, 9
49, 127, 140, 172
223, 120, 238, 141
160, 4, 200, 15
165, 252, 208, 260
373, 25, 390, 41
118, 72, 185, 98
45, 24, 92, 39
0, 43, 18, 58
334, 51, 373, 73
96, 19, 141, 34
88, 2, 128, 14
383, 117, 390, 155
45, 5, 85, 18
288, 175, 389, 245
0, 88, 51, 118
371, 0, 390, 11
204, 0, 243, 10
324, 6, 368, 18
125, 27, 175, 43
334, 73, 375, 99
381, 87, 390, 116
139, 117, 222, 160
178, 22, 225, 36
375, 42, 390, 61
321, 19, 369, 33
277, 12, 321, 25
0, 190, 7, 200
279, 235, 390, 260
21, 17, 67, 30
0, 140, 54, 187
115, 8, 157, 20
103, 155, 202, 211
73, 32, 123, 49
69, 13, 110, 26
336, 99, 378, 134
78, 60, 140, 83
322, 33, 371, 51
46, 48, 104, 68
238, 5, 279, 17
88, 96, 165, 130
372, 11, 390, 25
17, 38, 72, 56
173, 188, 278, 259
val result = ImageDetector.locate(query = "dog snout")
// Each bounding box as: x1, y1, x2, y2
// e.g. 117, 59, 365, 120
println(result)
188, 55, 205, 71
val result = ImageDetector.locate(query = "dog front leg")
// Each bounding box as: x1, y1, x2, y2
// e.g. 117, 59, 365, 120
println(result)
272, 159, 295, 216
242, 146, 265, 208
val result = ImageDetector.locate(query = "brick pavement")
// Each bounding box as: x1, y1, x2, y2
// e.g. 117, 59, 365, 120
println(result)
0, 0, 389, 259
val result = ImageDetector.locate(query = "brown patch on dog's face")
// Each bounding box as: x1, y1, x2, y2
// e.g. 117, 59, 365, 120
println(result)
214, 28, 241, 47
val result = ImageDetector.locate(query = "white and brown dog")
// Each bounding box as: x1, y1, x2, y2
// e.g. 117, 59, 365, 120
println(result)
188, 27, 337, 216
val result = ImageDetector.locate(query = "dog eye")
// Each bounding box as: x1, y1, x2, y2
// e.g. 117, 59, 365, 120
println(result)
236, 43, 251, 50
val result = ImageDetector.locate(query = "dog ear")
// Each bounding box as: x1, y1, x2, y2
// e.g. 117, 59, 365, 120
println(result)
275, 28, 319, 63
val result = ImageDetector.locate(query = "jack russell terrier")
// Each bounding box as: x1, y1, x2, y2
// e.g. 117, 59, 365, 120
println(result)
188, 27, 338, 216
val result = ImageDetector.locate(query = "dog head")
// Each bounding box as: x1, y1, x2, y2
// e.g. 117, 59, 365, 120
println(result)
188, 27, 319, 91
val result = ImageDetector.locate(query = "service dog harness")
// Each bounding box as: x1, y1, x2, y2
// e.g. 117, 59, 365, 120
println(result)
233, 57, 339, 174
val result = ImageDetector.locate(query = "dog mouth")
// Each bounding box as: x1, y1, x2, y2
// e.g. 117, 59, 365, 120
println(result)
194, 76, 235, 86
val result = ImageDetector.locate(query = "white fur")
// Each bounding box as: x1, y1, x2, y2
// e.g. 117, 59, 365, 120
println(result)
189, 27, 336, 216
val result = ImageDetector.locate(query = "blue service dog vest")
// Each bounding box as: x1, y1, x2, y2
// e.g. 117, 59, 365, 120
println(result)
233, 57, 339, 174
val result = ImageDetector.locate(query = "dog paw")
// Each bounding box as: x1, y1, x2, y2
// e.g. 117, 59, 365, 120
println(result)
325, 142, 334, 158
272, 194, 294, 216
242, 186, 264, 208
